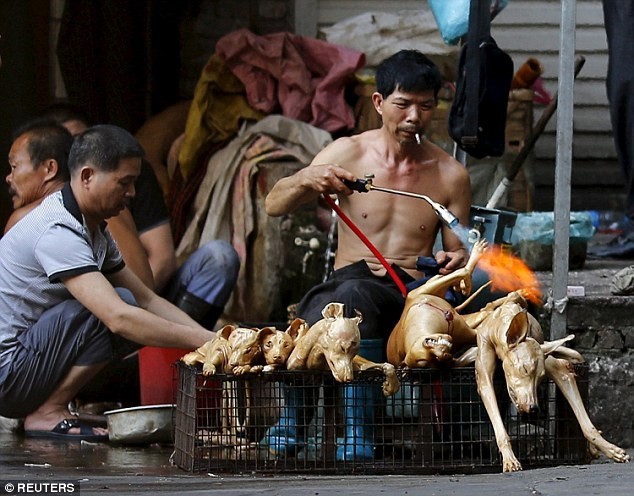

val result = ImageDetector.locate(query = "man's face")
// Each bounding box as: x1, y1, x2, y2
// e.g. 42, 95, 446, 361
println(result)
6, 133, 50, 209
84, 156, 141, 220
375, 87, 437, 144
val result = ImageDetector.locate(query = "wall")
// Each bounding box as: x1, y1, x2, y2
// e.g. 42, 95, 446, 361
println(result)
539, 297, 634, 448
297, 0, 620, 214
491, 0, 621, 213
179, 0, 296, 97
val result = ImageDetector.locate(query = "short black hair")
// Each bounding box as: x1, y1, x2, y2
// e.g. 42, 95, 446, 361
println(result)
68, 124, 144, 174
12, 119, 73, 181
375, 49, 443, 99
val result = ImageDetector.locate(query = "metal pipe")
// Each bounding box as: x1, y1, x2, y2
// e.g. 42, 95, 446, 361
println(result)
364, 183, 460, 229
550, 0, 577, 340
343, 174, 461, 229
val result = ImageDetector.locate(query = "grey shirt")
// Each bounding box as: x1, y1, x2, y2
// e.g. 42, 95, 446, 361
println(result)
0, 183, 124, 368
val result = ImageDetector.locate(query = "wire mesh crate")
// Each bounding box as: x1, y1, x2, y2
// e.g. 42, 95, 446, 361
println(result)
173, 362, 590, 474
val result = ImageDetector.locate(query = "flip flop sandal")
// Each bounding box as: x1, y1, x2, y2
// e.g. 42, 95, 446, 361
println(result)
24, 418, 109, 442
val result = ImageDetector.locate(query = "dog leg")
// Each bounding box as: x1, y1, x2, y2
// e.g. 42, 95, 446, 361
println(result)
352, 355, 400, 397
220, 384, 237, 447
475, 340, 523, 472
287, 326, 322, 370
453, 346, 478, 367
545, 356, 630, 463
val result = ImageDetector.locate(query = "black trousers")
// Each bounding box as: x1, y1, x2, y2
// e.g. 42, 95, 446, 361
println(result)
602, 0, 634, 224
296, 261, 411, 341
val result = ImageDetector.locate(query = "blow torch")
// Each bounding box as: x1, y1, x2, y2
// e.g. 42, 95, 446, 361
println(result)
343, 173, 460, 229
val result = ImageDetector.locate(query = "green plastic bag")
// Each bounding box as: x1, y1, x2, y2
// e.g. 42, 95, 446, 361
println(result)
511, 211, 596, 245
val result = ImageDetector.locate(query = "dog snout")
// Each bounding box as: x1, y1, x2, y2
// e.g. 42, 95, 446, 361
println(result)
528, 404, 540, 414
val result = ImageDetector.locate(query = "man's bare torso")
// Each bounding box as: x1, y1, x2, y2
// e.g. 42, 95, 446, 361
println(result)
327, 129, 465, 279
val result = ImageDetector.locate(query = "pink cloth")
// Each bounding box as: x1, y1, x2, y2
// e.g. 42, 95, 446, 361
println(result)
215, 29, 365, 134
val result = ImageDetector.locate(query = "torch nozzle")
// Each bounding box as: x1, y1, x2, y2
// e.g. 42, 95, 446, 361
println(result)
427, 200, 460, 229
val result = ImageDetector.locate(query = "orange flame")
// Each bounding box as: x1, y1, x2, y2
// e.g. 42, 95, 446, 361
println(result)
478, 245, 543, 304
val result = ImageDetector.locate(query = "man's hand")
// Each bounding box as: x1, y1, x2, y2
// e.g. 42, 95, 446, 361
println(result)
265, 163, 358, 217
301, 163, 358, 196
435, 247, 468, 275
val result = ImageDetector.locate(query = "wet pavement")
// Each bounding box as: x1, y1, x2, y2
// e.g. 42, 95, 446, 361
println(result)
0, 433, 632, 495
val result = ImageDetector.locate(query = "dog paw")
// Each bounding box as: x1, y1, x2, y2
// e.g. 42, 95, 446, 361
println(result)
471, 238, 488, 258
601, 443, 630, 463
502, 457, 523, 472
202, 363, 217, 376
232, 365, 250, 375
381, 364, 400, 396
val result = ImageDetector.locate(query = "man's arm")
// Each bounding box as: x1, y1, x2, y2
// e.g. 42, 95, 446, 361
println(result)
138, 223, 178, 293
436, 159, 473, 274
63, 267, 213, 349
106, 208, 156, 290
264, 139, 358, 217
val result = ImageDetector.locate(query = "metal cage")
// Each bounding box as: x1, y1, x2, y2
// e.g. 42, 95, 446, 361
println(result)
173, 362, 589, 474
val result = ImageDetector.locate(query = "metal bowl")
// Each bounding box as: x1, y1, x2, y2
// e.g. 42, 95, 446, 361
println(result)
104, 404, 174, 445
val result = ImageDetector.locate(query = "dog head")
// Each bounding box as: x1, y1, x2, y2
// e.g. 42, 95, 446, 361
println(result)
498, 303, 575, 414
316, 302, 363, 382
258, 319, 307, 366
405, 333, 454, 367
219, 325, 263, 368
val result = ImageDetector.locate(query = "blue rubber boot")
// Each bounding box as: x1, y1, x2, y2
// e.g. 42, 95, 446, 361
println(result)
336, 339, 383, 462
336, 382, 378, 461
261, 384, 316, 457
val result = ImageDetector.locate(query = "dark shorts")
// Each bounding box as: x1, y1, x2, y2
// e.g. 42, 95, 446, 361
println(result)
0, 288, 140, 418
296, 260, 414, 342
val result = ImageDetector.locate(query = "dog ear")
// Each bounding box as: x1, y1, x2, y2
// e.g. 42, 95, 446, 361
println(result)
286, 318, 307, 341
322, 302, 344, 321
353, 308, 363, 325
257, 326, 276, 344
541, 335, 580, 359
506, 311, 529, 348
218, 324, 235, 340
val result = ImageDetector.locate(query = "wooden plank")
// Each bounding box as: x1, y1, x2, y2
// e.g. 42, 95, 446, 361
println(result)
538, 106, 613, 133
529, 80, 610, 106
534, 133, 617, 160
317, 0, 421, 25
493, 26, 608, 53
495, 0, 605, 27
534, 161, 623, 187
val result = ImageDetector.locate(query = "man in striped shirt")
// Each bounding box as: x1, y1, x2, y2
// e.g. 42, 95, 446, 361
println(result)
0, 125, 215, 441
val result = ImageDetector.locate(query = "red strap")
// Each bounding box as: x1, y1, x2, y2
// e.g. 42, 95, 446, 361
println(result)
322, 194, 407, 297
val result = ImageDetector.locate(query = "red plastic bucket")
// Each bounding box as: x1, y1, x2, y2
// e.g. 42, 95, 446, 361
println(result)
138, 346, 189, 405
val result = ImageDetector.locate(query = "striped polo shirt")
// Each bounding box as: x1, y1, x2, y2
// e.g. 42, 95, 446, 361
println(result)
0, 183, 125, 368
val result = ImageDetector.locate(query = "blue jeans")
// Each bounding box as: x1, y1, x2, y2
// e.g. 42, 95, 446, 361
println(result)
163, 240, 240, 307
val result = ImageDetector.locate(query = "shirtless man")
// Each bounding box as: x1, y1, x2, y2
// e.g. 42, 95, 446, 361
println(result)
266, 49, 471, 340
263, 50, 471, 461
